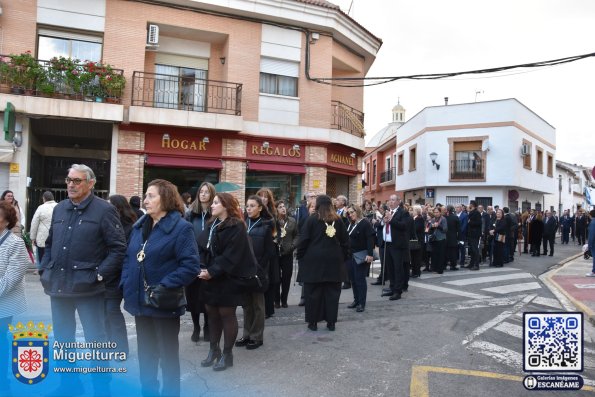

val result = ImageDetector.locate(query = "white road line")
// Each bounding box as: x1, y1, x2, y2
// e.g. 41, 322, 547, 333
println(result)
493, 322, 523, 339
419, 267, 521, 279
531, 296, 562, 309
407, 281, 491, 299
482, 282, 542, 294
444, 272, 534, 286
462, 294, 535, 345
468, 341, 523, 368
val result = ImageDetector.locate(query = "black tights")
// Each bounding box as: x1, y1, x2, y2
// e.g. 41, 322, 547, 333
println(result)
205, 304, 238, 353
190, 311, 209, 330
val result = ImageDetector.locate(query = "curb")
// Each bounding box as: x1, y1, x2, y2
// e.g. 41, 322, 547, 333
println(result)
544, 253, 595, 326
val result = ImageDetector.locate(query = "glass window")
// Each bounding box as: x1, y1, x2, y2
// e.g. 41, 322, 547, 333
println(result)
154, 64, 207, 111
38, 35, 102, 62
245, 172, 302, 209
259, 73, 298, 97
372, 160, 377, 185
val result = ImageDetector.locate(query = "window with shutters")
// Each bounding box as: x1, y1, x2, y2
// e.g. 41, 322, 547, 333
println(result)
536, 146, 544, 174
259, 58, 298, 97
37, 28, 103, 62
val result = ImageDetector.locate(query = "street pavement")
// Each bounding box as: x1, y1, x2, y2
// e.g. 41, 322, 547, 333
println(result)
7, 241, 595, 397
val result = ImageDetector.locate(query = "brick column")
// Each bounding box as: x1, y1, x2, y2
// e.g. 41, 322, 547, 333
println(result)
348, 156, 363, 205
117, 130, 145, 199
305, 146, 327, 196
221, 138, 246, 204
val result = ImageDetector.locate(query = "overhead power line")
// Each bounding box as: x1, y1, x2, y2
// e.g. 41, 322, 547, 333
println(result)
309, 51, 595, 87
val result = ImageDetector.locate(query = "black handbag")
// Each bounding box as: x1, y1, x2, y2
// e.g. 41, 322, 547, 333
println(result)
139, 257, 186, 310
352, 250, 369, 265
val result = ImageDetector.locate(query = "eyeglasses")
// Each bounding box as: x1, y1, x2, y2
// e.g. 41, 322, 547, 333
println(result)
65, 177, 86, 185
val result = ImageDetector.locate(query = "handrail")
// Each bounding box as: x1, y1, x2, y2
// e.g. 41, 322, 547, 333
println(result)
331, 100, 365, 137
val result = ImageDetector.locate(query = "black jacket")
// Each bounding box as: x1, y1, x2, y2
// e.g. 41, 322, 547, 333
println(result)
40, 193, 127, 297
494, 218, 507, 241
348, 218, 375, 257
296, 214, 349, 283
206, 219, 256, 279
530, 218, 544, 244
543, 216, 558, 237
389, 206, 411, 250
467, 209, 482, 239
446, 214, 461, 247
278, 216, 299, 257
247, 217, 278, 284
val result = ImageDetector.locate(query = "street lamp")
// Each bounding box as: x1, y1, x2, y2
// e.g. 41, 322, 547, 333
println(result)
429, 152, 440, 170
558, 174, 563, 216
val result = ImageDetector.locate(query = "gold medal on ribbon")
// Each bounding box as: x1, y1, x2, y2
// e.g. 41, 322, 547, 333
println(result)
325, 221, 336, 238
137, 250, 145, 262
281, 228, 287, 238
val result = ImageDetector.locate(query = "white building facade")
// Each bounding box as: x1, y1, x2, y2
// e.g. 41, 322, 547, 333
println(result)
544, 161, 595, 214
395, 99, 556, 212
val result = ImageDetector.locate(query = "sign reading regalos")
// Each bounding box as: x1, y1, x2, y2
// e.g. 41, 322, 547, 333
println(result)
247, 141, 304, 164
327, 149, 358, 172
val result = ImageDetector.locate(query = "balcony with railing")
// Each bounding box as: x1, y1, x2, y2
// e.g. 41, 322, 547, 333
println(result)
331, 100, 365, 138
450, 159, 485, 180
129, 71, 243, 130
380, 167, 396, 184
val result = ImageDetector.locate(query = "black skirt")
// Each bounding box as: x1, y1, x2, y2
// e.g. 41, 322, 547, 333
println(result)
185, 278, 206, 313
200, 275, 246, 307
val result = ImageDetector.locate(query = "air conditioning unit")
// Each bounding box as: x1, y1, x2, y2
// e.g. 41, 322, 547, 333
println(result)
146, 24, 159, 48
521, 143, 530, 156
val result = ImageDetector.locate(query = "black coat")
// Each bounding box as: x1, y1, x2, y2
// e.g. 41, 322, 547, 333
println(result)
247, 217, 278, 284
40, 193, 127, 298
467, 209, 482, 239
494, 218, 507, 240
389, 206, 411, 250
348, 218, 375, 257
201, 219, 256, 307
278, 216, 298, 257
184, 209, 212, 313
446, 214, 461, 247
543, 216, 558, 237
296, 215, 349, 283
530, 218, 544, 245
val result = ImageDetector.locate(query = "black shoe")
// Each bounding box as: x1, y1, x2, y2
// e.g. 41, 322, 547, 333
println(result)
402, 287, 408, 292
203, 326, 210, 342
381, 291, 393, 297
274, 303, 281, 309
246, 340, 263, 350
200, 346, 221, 367
282, 303, 288, 308
327, 322, 335, 331
347, 301, 357, 309
298, 298, 305, 306
191, 327, 200, 343
411, 274, 420, 278
470, 266, 479, 271
235, 337, 251, 347
213, 352, 233, 371
265, 314, 273, 319
450, 267, 459, 271
549, 253, 553, 256
371, 279, 382, 285
341, 282, 352, 289
389, 293, 402, 301
356, 305, 365, 312
308, 322, 317, 331
423, 267, 431, 272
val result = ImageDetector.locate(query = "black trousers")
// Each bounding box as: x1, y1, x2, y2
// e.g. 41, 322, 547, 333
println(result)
264, 282, 278, 317
276, 254, 294, 305
446, 245, 458, 268
431, 240, 447, 273
542, 235, 555, 255
493, 241, 505, 266
135, 316, 181, 397
468, 236, 480, 267
386, 244, 406, 294
304, 282, 341, 324
410, 248, 422, 276
577, 229, 586, 245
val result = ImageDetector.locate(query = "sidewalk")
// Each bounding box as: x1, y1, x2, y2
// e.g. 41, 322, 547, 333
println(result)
547, 250, 595, 324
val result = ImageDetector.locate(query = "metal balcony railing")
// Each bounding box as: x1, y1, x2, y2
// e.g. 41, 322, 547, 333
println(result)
131, 71, 242, 116
331, 100, 365, 137
450, 159, 485, 180
380, 167, 396, 183
0, 54, 125, 103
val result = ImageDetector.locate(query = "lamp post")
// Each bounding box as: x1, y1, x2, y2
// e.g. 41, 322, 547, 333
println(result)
558, 174, 563, 216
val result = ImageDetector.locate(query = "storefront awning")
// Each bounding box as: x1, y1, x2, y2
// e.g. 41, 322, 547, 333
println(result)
146, 155, 222, 169
247, 162, 306, 174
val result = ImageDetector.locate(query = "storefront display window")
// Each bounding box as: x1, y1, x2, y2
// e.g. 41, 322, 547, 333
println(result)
144, 167, 218, 198
245, 172, 302, 210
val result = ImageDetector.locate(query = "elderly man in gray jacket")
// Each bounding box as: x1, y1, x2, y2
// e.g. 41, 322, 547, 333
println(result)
40, 164, 126, 396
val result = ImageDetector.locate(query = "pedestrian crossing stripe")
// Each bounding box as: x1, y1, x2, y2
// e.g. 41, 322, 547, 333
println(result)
444, 272, 535, 286
481, 282, 541, 294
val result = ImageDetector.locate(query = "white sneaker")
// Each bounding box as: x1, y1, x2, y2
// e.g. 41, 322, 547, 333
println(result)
586, 273, 595, 277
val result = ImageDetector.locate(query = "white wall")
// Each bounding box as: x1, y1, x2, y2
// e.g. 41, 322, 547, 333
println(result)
258, 94, 299, 126
38, 0, 106, 32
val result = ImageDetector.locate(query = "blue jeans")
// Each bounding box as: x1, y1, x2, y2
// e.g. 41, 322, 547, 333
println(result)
591, 248, 595, 273
349, 257, 370, 307
105, 297, 129, 355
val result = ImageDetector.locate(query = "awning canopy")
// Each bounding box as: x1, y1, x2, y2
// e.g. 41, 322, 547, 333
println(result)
247, 162, 306, 174
145, 155, 222, 169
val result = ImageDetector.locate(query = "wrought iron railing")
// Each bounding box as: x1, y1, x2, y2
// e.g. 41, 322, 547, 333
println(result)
450, 159, 485, 180
331, 100, 365, 137
131, 71, 242, 116
380, 167, 396, 183
0, 54, 125, 103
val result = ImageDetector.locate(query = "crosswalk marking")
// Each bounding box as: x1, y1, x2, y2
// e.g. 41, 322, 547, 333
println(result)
482, 282, 542, 294
468, 341, 522, 368
532, 296, 562, 309
407, 281, 491, 299
493, 322, 523, 339
444, 272, 534, 286
420, 267, 520, 279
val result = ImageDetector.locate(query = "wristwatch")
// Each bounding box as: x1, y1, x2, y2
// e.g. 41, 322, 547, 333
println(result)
97, 274, 103, 282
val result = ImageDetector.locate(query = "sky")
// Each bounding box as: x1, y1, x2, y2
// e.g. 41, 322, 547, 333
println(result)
331, 0, 595, 169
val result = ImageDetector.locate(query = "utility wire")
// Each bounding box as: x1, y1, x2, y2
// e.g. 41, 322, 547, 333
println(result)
310, 51, 595, 87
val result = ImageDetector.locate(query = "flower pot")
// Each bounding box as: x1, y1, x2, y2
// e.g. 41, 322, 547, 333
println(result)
10, 86, 25, 95
95, 96, 104, 103
25, 88, 35, 96
105, 97, 120, 104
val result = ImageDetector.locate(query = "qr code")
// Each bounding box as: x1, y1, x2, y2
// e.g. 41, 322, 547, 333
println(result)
523, 312, 583, 371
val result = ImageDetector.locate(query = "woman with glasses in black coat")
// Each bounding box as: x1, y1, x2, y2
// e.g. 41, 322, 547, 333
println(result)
345, 204, 375, 312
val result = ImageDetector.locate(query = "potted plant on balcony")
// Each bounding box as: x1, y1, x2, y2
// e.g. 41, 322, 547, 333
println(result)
4, 51, 43, 95
48, 56, 81, 98
101, 66, 125, 104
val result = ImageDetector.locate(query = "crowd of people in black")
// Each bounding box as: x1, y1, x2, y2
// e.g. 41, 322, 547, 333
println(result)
1, 163, 593, 397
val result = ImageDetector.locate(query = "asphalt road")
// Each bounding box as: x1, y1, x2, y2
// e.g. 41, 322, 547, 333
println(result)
8, 241, 595, 397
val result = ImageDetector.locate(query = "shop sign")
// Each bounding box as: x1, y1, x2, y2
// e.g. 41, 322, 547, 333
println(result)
247, 141, 304, 163
9, 163, 19, 173
425, 188, 435, 199
145, 131, 222, 157
327, 150, 358, 171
